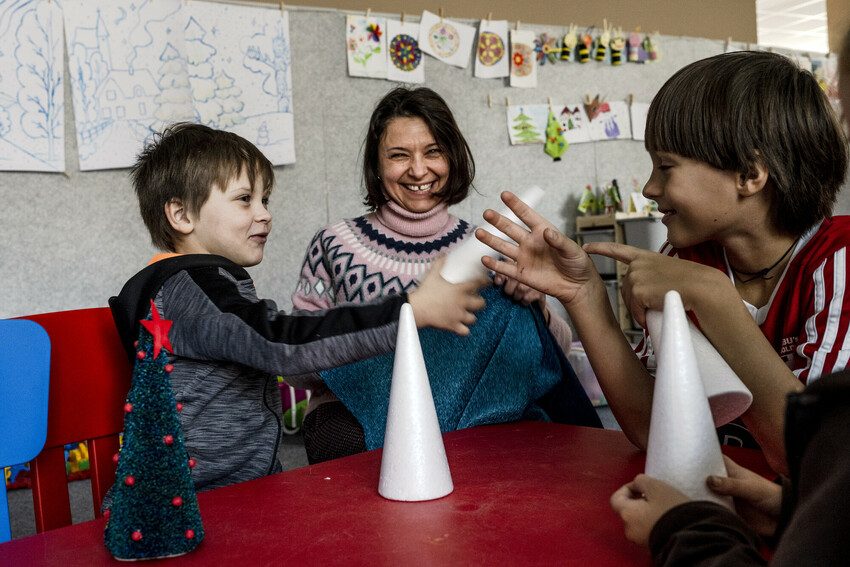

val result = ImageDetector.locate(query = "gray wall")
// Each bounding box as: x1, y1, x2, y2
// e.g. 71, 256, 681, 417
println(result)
1, 9, 847, 318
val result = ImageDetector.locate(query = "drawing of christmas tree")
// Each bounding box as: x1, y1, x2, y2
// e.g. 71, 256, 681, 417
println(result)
512, 108, 542, 144
104, 301, 203, 560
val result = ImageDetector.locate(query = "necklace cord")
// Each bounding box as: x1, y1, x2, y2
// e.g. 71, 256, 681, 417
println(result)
730, 238, 798, 283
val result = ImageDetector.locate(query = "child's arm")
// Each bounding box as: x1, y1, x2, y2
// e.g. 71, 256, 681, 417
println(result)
611, 474, 766, 566
160, 264, 484, 379
475, 191, 655, 448
587, 242, 804, 473
408, 256, 487, 335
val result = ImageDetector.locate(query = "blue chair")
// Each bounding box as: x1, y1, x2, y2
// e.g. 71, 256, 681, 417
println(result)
0, 319, 50, 543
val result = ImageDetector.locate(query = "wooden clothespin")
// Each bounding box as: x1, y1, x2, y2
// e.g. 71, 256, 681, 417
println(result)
487, 12, 493, 22
401, 12, 405, 24
366, 8, 371, 18
487, 94, 493, 108
505, 97, 511, 107
547, 96, 553, 109
628, 93, 634, 106
516, 20, 521, 31
279, 1, 285, 14
439, 7, 444, 22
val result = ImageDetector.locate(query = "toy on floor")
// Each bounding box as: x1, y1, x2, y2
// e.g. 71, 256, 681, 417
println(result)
278, 377, 310, 435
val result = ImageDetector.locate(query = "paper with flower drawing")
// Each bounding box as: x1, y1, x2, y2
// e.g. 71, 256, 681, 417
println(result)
386, 19, 424, 83
474, 19, 509, 79
509, 29, 536, 88
346, 15, 387, 78
418, 10, 475, 69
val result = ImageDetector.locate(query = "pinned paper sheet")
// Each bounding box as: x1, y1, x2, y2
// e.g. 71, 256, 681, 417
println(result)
379, 303, 453, 501
645, 291, 732, 507
440, 186, 545, 284
645, 310, 752, 426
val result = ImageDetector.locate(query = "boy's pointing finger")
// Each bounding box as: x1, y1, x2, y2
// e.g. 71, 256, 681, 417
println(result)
582, 241, 644, 264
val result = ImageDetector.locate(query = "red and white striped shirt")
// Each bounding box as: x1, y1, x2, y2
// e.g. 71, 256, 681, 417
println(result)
636, 216, 850, 385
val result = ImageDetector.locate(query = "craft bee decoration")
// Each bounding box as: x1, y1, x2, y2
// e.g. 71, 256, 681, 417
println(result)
594, 20, 611, 61
627, 31, 641, 63
610, 28, 625, 66
578, 32, 593, 63
561, 24, 577, 61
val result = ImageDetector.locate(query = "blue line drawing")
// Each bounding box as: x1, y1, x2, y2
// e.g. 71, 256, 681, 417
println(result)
187, 0, 294, 164
63, 0, 294, 171
0, 0, 64, 172
65, 0, 191, 170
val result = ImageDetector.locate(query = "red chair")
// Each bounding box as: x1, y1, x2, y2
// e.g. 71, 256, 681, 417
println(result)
18, 308, 131, 533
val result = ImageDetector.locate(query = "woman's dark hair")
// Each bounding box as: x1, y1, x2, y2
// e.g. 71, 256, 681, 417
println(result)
362, 87, 475, 210
645, 51, 847, 236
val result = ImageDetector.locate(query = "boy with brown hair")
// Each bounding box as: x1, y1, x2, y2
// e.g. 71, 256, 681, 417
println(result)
110, 122, 485, 491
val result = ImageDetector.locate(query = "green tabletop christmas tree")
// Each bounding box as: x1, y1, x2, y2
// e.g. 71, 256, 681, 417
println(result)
104, 300, 204, 560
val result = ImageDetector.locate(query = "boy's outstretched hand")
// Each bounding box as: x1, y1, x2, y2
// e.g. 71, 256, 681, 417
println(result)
707, 456, 782, 538
610, 474, 690, 547
475, 191, 597, 307
408, 256, 487, 335
584, 241, 733, 328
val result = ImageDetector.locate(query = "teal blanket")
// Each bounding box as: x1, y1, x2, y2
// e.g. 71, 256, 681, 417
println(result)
321, 286, 587, 450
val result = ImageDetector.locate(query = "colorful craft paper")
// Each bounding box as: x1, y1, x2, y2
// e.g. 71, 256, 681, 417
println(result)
509, 29, 537, 88
386, 20, 424, 84
346, 15, 388, 78
474, 19, 509, 78
418, 11, 476, 69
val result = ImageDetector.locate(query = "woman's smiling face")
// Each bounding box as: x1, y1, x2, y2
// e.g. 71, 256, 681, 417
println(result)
378, 116, 450, 214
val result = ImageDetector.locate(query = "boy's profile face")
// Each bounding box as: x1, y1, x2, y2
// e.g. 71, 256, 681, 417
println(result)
179, 169, 272, 267
643, 151, 751, 249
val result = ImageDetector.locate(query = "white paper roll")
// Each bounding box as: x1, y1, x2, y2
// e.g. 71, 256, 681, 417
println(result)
440, 186, 545, 284
645, 310, 753, 427
379, 303, 454, 501
645, 291, 732, 507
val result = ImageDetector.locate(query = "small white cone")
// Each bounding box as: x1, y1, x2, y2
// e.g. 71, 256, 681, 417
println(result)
379, 303, 453, 501
441, 186, 545, 284
645, 292, 732, 507
645, 310, 752, 427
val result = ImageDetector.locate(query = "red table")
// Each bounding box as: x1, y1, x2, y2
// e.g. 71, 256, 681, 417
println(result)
0, 422, 770, 566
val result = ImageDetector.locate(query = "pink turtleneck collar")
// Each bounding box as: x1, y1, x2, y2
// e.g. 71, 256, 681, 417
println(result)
373, 200, 453, 239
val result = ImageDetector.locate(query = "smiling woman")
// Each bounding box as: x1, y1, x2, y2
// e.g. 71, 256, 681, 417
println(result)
284, 87, 576, 464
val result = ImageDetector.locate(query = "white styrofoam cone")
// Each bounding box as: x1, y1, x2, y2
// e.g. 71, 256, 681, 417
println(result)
440, 186, 546, 284
379, 303, 453, 501
645, 310, 752, 427
644, 292, 732, 508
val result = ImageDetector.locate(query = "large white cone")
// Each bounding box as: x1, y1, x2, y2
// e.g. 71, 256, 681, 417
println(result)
441, 186, 545, 283
645, 291, 732, 508
379, 303, 453, 501
645, 310, 752, 427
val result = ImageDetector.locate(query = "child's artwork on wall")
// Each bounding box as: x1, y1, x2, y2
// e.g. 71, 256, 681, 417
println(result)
64, 0, 193, 171
630, 101, 650, 141
184, 1, 295, 165
63, 0, 295, 171
509, 29, 537, 88
346, 15, 387, 79
386, 19, 424, 84
557, 104, 592, 144
586, 99, 631, 141
0, 0, 64, 172
418, 11, 475, 69
506, 104, 546, 145
474, 19, 509, 79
